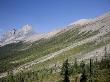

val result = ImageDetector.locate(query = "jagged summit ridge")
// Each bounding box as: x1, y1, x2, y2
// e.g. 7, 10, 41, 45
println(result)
17, 24, 32, 35
0, 24, 33, 46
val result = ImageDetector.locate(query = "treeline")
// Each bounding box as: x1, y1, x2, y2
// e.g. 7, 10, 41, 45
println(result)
0, 47, 110, 82
61, 47, 110, 82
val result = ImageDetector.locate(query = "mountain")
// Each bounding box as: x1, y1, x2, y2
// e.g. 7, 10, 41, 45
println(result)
0, 24, 34, 46
0, 12, 110, 81
0, 24, 63, 46
1, 12, 110, 46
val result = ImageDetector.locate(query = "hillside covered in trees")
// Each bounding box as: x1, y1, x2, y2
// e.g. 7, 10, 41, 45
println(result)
0, 48, 110, 82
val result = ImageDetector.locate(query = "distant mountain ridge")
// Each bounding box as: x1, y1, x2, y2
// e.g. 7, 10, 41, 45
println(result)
0, 24, 34, 46
0, 25, 62, 46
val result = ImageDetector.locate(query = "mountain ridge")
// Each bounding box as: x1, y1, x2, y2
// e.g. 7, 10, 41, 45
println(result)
0, 12, 110, 79
0, 12, 110, 46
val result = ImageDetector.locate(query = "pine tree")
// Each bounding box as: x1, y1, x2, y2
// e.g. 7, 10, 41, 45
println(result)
74, 58, 78, 74
80, 60, 87, 82
89, 59, 93, 82
104, 46, 110, 69
61, 59, 70, 82
80, 60, 85, 73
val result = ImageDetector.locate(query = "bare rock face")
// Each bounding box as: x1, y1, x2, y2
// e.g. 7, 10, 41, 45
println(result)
0, 24, 34, 46
17, 24, 32, 35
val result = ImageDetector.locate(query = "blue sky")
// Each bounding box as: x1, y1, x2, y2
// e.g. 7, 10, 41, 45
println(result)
0, 0, 110, 34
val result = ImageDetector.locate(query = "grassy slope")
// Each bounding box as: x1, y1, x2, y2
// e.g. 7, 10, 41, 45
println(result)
0, 27, 100, 73
0, 28, 110, 82
31, 37, 110, 71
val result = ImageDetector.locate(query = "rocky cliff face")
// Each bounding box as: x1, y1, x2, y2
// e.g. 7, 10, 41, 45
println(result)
0, 24, 34, 46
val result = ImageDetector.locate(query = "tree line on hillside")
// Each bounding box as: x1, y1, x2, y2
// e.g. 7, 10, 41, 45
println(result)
0, 47, 110, 82
61, 47, 110, 82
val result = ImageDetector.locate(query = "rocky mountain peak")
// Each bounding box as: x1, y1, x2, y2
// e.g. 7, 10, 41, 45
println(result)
17, 24, 32, 35
0, 24, 34, 46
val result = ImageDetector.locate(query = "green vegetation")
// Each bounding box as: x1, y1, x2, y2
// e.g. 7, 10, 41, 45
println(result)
0, 50, 110, 82
0, 28, 100, 73
61, 59, 70, 82
30, 36, 110, 71
0, 26, 110, 82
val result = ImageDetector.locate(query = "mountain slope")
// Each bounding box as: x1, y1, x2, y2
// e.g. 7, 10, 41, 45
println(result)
0, 12, 110, 79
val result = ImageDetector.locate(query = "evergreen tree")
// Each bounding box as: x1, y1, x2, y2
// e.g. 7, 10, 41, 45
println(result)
80, 72, 87, 82
61, 59, 70, 82
104, 46, 110, 69
80, 60, 87, 82
74, 58, 78, 74
80, 60, 85, 73
89, 59, 93, 82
